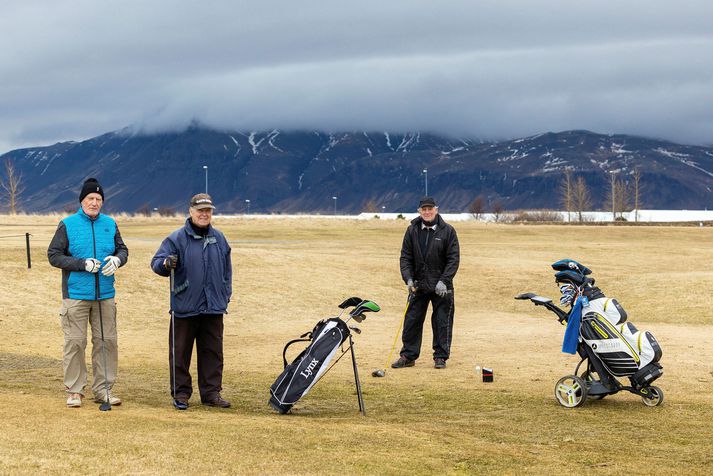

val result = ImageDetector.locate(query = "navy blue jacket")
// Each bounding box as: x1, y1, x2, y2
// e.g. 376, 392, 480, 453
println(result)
151, 219, 232, 318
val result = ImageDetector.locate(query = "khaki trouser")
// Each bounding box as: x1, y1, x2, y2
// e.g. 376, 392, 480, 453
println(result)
59, 298, 118, 396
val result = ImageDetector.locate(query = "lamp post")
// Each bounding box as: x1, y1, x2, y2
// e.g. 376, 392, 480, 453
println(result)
332, 196, 337, 215
203, 165, 208, 194
245, 199, 250, 215
422, 168, 428, 196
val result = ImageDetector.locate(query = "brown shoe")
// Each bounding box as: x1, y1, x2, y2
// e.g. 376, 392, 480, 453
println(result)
434, 358, 447, 369
391, 356, 415, 368
202, 395, 231, 408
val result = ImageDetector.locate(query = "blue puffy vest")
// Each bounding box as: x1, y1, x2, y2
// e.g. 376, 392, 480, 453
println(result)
63, 209, 118, 300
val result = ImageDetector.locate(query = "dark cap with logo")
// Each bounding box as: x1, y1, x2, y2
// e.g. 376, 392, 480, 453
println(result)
190, 193, 216, 210
418, 196, 437, 208
79, 178, 104, 203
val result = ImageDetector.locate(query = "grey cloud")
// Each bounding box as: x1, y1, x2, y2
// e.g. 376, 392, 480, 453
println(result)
2, 0, 713, 152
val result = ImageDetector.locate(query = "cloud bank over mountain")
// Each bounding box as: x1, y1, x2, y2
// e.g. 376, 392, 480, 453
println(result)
2, 0, 712, 152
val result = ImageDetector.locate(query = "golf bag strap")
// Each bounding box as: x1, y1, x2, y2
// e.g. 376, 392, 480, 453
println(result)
282, 336, 312, 368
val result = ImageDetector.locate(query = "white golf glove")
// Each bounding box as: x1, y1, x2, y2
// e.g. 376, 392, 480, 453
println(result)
85, 258, 101, 273
435, 280, 448, 297
101, 256, 121, 276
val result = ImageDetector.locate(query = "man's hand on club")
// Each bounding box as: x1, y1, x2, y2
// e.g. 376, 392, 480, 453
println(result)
407, 279, 418, 294
435, 280, 448, 297
163, 255, 178, 270
85, 258, 101, 273
101, 256, 121, 276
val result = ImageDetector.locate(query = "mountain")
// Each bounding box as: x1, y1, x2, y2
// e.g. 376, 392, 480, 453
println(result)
3, 127, 713, 213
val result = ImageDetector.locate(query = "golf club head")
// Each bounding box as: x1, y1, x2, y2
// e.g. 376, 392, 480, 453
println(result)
338, 296, 363, 309
352, 314, 365, 323
173, 399, 188, 411
349, 326, 362, 334
372, 369, 386, 378
99, 402, 112, 411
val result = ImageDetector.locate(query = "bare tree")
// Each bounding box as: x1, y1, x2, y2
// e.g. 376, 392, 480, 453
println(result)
1, 159, 25, 214
491, 199, 505, 223
605, 172, 628, 220
559, 169, 573, 222
615, 178, 629, 218
632, 168, 642, 222
362, 200, 379, 213
135, 203, 152, 216
468, 195, 485, 220
573, 176, 592, 222
606, 172, 617, 220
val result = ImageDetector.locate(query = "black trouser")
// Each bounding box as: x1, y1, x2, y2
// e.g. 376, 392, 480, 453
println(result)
169, 314, 224, 401
399, 290, 454, 361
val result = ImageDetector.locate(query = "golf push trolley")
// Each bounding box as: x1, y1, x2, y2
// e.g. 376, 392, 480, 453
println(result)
516, 259, 664, 408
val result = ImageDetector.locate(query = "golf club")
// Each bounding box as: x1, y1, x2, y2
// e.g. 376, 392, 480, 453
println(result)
372, 292, 413, 377
95, 273, 112, 411
170, 268, 187, 410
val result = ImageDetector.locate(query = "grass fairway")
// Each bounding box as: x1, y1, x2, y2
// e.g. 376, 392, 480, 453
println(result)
1, 215, 713, 474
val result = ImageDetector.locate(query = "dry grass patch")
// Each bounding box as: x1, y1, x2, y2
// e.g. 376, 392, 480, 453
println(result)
2, 216, 713, 474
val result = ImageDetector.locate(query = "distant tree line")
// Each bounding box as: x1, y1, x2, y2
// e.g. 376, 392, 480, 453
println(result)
560, 168, 642, 222
459, 168, 643, 223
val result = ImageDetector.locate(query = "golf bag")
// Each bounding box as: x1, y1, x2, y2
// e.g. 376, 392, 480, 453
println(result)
269, 318, 351, 414
579, 307, 663, 386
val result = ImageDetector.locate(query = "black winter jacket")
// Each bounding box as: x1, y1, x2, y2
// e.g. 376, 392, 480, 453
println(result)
399, 214, 460, 293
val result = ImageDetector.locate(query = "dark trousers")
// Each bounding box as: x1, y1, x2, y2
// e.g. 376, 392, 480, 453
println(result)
169, 314, 224, 401
400, 290, 454, 361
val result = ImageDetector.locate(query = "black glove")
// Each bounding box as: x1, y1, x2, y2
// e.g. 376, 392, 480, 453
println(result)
163, 255, 178, 270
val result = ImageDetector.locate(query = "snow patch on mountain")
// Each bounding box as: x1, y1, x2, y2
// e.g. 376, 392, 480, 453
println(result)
384, 133, 393, 150
228, 135, 241, 156
658, 148, 713, 177
611, 143, 633, 155
268, 130, 284, 153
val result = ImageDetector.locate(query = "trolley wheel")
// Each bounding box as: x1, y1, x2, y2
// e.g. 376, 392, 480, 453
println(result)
555, 375, 588, 408
641, 386, 664, 407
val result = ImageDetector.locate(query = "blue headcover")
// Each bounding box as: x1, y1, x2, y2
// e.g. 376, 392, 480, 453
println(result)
554, 269, 587, 286
551, 259, 592, 276
562, 297, 582, 354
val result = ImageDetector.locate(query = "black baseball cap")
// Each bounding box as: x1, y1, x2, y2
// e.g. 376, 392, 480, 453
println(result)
418, 196, 437, 208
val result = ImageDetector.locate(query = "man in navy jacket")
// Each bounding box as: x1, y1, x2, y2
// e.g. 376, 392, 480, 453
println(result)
151, 193, 232, 410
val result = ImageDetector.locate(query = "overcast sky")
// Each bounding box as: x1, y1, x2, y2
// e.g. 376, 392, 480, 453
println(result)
1, 0, 712, 153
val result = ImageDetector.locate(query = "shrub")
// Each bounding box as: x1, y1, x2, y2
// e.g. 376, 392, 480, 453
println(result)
511, 210, 564, 223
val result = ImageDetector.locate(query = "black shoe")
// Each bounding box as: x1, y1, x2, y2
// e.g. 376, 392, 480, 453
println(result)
173, 397, 189, 410
202, 395, 231, 408
391, 356, 415, 369
434, 358, 447, 369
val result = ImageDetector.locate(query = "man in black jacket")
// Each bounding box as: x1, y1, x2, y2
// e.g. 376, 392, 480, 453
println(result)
393, 197, 460, 369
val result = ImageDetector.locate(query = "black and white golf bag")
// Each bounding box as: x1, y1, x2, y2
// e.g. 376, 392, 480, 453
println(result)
579, 297, 663, 387
269, 318, 351, 414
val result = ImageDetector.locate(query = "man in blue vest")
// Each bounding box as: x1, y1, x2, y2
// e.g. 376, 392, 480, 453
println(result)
48, 178, 129, 408
151, 193, 233, 410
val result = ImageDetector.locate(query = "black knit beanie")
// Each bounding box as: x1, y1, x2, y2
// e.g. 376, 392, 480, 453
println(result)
79, 178, 104, 203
